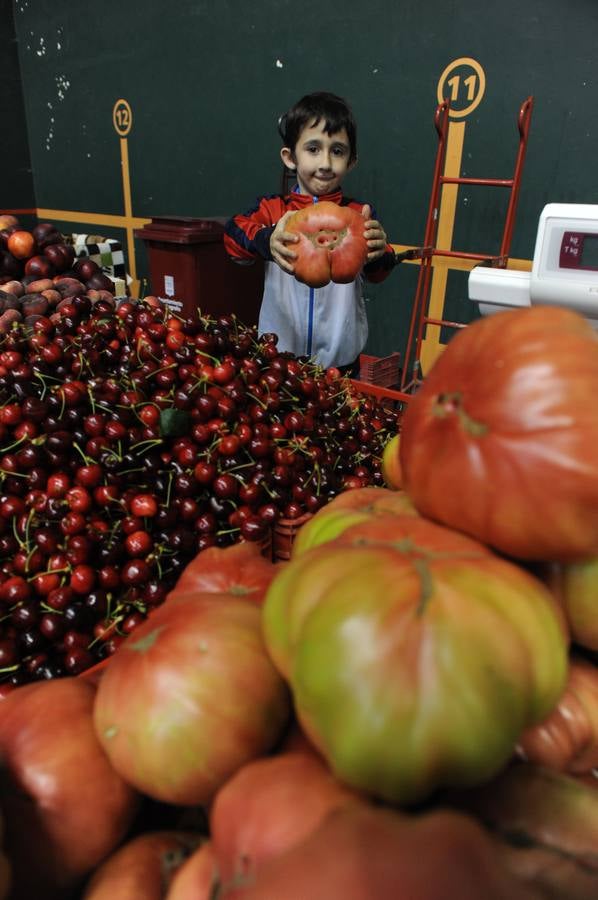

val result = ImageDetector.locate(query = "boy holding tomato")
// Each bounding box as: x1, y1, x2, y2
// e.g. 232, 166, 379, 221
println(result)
224, 92, 397, 373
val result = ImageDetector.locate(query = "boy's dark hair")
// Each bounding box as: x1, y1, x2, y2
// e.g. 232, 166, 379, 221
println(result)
278, 92, 357, 163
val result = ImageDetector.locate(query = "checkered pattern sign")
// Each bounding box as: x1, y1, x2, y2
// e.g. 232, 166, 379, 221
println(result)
71, 234, 126, 278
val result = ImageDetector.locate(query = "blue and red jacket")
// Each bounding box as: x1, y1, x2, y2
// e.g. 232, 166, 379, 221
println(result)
224, 189, 395, 368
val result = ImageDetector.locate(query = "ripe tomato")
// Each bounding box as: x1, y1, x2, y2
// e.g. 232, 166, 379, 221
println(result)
285, 201, 368, 288
172, 540, 275, 603
80, 831, 201, 900
517, 657, 598, 774
94, 592, 290, 805
292, 486, 417, 557
165, 842, 218, 900
218, 802, 535, 900
400, 307, 598, 562
263, 514, 567, 805
0, 678, 138, 900
210, 750, 360, 887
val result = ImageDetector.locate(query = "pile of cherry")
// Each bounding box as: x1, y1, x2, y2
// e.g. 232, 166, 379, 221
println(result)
0, 296, 397, 686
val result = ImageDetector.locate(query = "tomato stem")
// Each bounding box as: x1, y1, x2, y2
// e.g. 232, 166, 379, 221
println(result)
433, 392, 488, 437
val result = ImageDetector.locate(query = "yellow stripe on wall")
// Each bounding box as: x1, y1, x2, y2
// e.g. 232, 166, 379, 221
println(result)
36, 208, 151, 229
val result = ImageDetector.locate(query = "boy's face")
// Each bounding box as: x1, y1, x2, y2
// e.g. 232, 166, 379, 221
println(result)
281, 118, 355, 197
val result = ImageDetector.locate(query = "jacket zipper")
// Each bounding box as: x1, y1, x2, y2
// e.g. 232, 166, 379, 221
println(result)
306, 195, 318, 357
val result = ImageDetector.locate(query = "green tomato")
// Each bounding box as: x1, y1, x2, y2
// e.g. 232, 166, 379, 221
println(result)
263, 520, 568, 806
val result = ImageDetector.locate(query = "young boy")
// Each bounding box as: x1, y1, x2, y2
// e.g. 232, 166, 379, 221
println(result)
224, 91, 397, 373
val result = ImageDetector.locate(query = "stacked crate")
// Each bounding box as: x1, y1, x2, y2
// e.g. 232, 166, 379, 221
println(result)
358, 353, 401, 387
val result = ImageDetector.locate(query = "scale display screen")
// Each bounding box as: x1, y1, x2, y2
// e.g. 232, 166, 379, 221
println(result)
581, 235, 598, 269
560, 231, 598, 271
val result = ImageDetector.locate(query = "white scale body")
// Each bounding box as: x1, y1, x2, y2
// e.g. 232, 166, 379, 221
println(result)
468, 203, 598, 324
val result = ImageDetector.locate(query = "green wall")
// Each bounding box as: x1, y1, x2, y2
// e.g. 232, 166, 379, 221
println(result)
1, 0, 34, 218
8, 0, 598, 357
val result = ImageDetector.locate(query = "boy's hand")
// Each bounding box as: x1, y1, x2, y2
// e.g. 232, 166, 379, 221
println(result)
362, 204, 388, 262
270, 211, 299, 273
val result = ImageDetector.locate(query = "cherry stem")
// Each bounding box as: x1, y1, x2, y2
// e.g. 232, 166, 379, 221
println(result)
0, 435, 27, 454
72, 442, 94, 465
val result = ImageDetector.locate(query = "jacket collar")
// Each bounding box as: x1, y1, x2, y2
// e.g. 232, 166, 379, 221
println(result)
286, 187, 344, 207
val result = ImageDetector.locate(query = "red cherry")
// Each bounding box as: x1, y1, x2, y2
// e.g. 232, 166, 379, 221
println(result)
46, 586, 74, 611
213, 361, 236, 385
217, 433, 241, 457
63, 629, 89, 649
121, 559, 151, 587
105, 421, 128, 440
83, 413, 107, 437
0, 495, 26, 519
121, 612, 146, 634
47, 472, 71, 498
66, 534, 92, 566
129, 494, 158, 517
12, 548, 45, 576
93, 484, 120, 506
65, 486, 92, 513
0, 576, 31, 606
138, 404, 160, 427
30, 571, 62, 597
60, 511, 87, 536
193, 461, 217, 485
124, 530, 153, 557
0, 403, 22, 426
116, 514, 139, 535
0, 640, 18, 667
75, 464, 103, 488
69, 564, 96, 595
213, 473, 239, 500
64, 647, 94, 675
39, 613, 66, 641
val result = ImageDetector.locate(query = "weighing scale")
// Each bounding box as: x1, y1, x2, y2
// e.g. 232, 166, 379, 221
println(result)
468, 203, 598, 324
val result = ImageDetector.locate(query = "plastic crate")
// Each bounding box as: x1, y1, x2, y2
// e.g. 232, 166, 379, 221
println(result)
272, 513, 313, 562
358, 353, 401, 387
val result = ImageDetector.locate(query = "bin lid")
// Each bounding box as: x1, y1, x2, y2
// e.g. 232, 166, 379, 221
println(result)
134, 216, 229, 244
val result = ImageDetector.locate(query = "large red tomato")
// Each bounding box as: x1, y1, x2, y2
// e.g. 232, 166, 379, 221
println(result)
81, 831, 202, 900
400, 306, 598, 562
263, 515, 568, 805
94, 592, 290, 805
286, 201, 368, 288
210, 751, 360, 887
219, 802, 538, 900
0, 678, 139, 900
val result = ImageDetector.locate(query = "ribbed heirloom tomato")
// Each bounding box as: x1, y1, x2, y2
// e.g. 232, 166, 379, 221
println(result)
285, 201, 368, 288
400, 306, 598, 562
263, 513, 568, 805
